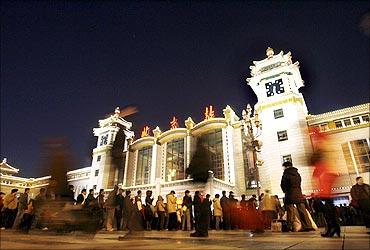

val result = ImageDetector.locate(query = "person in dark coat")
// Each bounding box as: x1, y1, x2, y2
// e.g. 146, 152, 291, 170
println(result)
280, 161, 313, 232
350, 176, 370, 229
115, 188, 124, 230
84, 189, 95, 209
122, 190, 144, 232
220, 191, 230, 230
76, 189, 86, 205
190, 194, 211, 237
193, 191, 201, 230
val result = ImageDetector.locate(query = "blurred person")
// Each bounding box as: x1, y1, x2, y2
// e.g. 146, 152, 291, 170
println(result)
121, 190, 131, 231
350, 176, 370, 229
220, 190, 230, 230
12, 188, 30, 229
260, 190, 278, 229
144, 190, 154, 231
182, 190, 192, 231
280, 161, 314, 232
19, 199, 34, 232
0, 192, 5, 228
229, 191, 238, 229
105, 185, 118, 231
193, 191, 201, 230
212, 194, 222, 230
115, 188, 124, 231
166, 190, 177, 231
155, 195, 166, 230
76, 189, 87, 206
311, 130, 341, 237
31, 188, 46, 229
67, 185, 75, 203
239, 194, 248, 229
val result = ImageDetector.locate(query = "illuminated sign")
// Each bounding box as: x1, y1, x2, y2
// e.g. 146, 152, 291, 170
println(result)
204, 105, 215, 120
170, 116, 179, 129
141, 126, 150, 138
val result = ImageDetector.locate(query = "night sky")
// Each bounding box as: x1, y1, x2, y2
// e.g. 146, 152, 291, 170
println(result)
1, 1, 369, 177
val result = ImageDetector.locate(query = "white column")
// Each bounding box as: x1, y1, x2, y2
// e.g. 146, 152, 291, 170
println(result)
348, 142, 360, 176
151, 145, 157, 184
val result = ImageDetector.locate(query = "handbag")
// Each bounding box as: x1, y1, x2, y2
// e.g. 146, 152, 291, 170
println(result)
271, 219, 282, 232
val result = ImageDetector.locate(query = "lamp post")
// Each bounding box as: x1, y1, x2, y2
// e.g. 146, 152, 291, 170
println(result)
242, 103, 262, 199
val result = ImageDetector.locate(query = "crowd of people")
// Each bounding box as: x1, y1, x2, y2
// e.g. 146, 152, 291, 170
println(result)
0, 163, 369, 237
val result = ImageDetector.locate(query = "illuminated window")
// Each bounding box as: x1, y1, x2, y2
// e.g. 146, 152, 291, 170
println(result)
352, 117, 361, 125
273, 109, 284, 119
341, 139, 370, 174
334, 120, 343, 128
136, 146, 152, 185
282, 154, 292, 164
343, 119, 351, 127
320, 123, 329, 131
277, 130, 288, 141
362, 115, 370, 122
199, 129, 224, 180
166, 139, 185, 181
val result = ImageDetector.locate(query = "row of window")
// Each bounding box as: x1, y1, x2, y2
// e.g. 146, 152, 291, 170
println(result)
334, 114, 369, 129
341, 139, 370, 174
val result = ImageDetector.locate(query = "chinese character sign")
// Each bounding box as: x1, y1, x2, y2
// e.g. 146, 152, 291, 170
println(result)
204, 105, 215, 120
170, 116, 178, 129
141, 126, 150, 138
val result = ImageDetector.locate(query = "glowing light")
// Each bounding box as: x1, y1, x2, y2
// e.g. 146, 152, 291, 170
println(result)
204, 105, 215, 120
170, 116, 179, 129
141, 126, 150, 138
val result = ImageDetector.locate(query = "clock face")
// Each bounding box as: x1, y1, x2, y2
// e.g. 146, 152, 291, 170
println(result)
265, 78, 285, 97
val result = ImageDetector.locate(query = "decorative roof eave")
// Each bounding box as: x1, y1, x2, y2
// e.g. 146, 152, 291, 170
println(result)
307, 103, 370, 124
0, 159, 20, 173
93, 126, 120, 136
157, 128, 188, 145
191, 118, 228, 136
130, 136, 155, 151
0, 173, 51, 182
66, 167, 92, 175
98, 115, 133, 130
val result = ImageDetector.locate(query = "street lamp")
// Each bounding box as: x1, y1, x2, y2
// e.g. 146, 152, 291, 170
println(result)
242, 103, 262, 199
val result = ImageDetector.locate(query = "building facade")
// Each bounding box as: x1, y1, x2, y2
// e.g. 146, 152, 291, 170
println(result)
11, 47, 365, 203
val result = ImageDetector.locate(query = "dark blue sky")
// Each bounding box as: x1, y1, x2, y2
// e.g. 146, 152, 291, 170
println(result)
1, 1, 369, 177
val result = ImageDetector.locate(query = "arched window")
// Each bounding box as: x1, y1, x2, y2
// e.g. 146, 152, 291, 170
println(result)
166, 138, 185, 181
136, 146, 152, 185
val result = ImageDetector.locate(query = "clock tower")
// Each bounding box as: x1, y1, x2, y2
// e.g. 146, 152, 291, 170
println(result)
90, 107, 134, 191
247, 48, 314, 196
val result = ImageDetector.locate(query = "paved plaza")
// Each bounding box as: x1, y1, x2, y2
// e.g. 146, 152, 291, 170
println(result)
0, 226, 369, 250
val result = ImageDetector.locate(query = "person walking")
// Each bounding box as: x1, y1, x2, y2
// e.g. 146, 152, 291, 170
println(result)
96, 189, 105, 229
193, 191, 201, 230
213, 194, 222, 230
121, 190, 131, 231
105, 185, 118, 231
220, 191, 230, 230
166, 190, 177, 231
12, 188, 30, 229
229, 191, 238, 229
155, 195, 166, 230
280, 161, 314, 232
350, 176, 370, 229
182, 190, 192, 231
